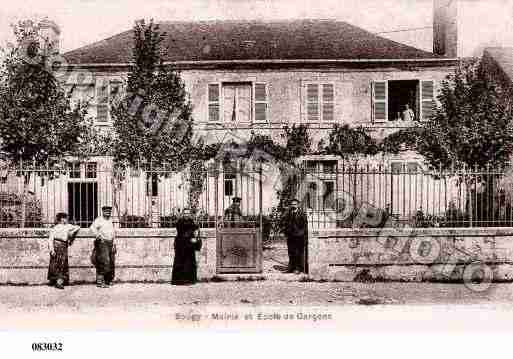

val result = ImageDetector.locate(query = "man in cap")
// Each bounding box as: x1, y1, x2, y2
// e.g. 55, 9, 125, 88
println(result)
224, 196, 243, 228
90, 206, 116, 288
282, 198, 308, 274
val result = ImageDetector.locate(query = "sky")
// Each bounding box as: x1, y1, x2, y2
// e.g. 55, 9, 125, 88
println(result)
0, 0, 512, 57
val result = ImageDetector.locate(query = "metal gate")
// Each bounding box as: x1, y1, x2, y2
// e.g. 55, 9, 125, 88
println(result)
213, 161, 263, 274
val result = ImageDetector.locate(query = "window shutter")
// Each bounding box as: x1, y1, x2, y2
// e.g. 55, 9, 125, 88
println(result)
421, 80, 435, 121
372, 81, 387, 122
322, 84, 334, 121
306, 84, 319, 122
96, 79, 109, 122
208, 84, 220, 122
255, 83, 267, 122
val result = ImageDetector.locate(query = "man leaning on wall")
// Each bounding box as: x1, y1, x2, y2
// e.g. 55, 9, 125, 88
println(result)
90, 206, 117, 288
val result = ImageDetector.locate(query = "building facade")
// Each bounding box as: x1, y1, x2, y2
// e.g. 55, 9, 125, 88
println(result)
2, 1, 463, 227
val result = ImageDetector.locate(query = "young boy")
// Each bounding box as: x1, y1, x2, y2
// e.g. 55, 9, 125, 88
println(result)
47, 213, 80, 289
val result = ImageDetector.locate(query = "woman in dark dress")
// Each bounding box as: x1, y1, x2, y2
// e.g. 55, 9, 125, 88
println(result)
47, 212, 80, 289
171, 209, 202, 285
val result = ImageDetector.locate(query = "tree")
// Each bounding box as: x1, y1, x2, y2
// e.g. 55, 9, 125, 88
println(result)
0, 20, 91, 226
406, 60, 513, 170
111, 19, 194, 216
381, 59, 513, 226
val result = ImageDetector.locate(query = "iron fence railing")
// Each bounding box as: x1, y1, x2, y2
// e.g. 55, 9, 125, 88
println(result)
292, 161, 513, 229
0, 161, 264, 229
0, 160, 512, 230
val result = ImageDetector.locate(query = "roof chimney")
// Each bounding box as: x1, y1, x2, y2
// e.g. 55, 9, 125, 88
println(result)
38, 18, 61, 55
433, 0, 458, 57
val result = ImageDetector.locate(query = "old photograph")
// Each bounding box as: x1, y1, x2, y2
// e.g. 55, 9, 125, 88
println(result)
0, 0, 513, 355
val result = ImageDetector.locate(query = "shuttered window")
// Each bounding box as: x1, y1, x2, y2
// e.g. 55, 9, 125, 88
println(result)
322, 84, 334, 121
421, 80, 435, 121
372, 81, 387, 122
208, 84, 220, 122
306, 84, 319, 122
304, 83, 335, 122
96, 79, 123, 123
254, 83, 267, 122
96, 79, 109, 122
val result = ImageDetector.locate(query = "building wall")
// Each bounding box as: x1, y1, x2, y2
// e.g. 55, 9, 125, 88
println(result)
45, 65, 456, 221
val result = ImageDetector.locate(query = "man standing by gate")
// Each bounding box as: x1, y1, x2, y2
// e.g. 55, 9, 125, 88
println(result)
224, 197, 243, 228
90, 206, 116, 288
282, 199, 308, 274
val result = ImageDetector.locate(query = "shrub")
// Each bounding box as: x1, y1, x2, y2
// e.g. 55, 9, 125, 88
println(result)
0, 192, 43, 228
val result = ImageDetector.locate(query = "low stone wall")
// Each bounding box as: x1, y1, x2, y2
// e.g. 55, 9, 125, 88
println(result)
308, 227, 513, 283
0, 228, 216, 285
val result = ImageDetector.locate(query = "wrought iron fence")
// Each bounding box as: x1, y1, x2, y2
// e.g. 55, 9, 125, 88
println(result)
0, 161, 264, 229
291, 160, 513, 229
1, 160, 512, 230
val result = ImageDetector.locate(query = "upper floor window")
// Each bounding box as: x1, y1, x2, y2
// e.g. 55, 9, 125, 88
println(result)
304, 83, 335, 122
208, 82, 268, 123
371, 80, 434, 123
96, 78, 123, 124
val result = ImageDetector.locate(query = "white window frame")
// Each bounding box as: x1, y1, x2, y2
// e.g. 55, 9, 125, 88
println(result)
303, 82, 336, 123
207, 82, 268, 124
95, 78, 123, 125
208, 83, 221, 123
253, 82, 268, 123
372, 79, 434, 123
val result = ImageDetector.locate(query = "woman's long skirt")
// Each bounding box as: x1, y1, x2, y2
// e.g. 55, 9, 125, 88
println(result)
47, 241, 69, 285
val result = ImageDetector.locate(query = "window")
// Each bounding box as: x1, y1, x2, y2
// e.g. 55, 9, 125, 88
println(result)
372, 80, 434, 122
96, 78, 123, 123
254, 83, 268, 122
223, 83, 252, 123
208, 84, 220, 122
96, 80, 109, 123
304, 83, 335, 122
224, 174, 235, 197
68, 162, 81, 178
85, 162, 97, 179
208, 82, 268, 123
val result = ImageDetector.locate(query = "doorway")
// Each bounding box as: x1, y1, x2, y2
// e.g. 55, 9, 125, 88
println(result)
68, 182, 98, 227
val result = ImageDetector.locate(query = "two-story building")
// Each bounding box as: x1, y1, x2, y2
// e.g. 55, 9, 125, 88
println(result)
8, 0, 461, 227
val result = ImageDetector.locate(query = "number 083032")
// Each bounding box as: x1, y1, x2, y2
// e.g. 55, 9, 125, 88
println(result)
32, 342, 63, 352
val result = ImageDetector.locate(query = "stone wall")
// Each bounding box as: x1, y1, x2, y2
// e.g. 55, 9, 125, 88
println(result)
0, 228, 216, 285
308, 227, 513, 283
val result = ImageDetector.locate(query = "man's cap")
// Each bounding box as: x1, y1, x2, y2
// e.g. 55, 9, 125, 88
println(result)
102, 206, 112, 211
232, 197, 242, 203
289, 198, 300, 204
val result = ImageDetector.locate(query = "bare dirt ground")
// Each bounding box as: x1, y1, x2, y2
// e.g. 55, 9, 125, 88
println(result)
1, 281, 513, 330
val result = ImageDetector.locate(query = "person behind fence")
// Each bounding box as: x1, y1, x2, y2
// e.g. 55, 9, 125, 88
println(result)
224, 196, 243, 227
90, 206, 116, 288
47, 212, 80, 289
172, 208, 202, 285
282, 198, 308, 274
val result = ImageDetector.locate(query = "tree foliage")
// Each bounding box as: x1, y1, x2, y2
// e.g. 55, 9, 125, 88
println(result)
323, 124, 379, 158
382, 60, 513, 170
111, 19, 194, 171
0, 20, 91, 167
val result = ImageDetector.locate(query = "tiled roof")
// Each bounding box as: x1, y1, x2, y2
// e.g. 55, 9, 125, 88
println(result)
63, 19, 440, 64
